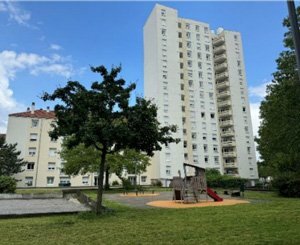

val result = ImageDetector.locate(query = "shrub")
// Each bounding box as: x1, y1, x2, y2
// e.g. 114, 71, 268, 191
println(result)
152, 179, 162, 187
112, 180, 119, 186
0, 176, 17, 193
122, 179, 134, 190
206, 174, 247, 189
272, 174, 300, 197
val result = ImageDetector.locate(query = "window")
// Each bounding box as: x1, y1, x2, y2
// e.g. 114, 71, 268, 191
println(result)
178, 32, 182, 38
48, 148, 57, 157
161, 9, 166, 17
234, 35, 238, 41
238, 69, 242, 76
192, 144, 197, 150
199, 81, 203, 88
209, 92, 214, 99
214, 156, 219, 165
196, 33, 200, 40
247, 146, 251, 154
183, 129, 187, 135
201, 112, 205, 118
203, 144, 208, 152
195, 25, 199, 31
213, 145, 218, 153
25, 177, 33, 186
28, 147, 36, 156
179, 42, 182, 48
187, 41, 191, 48
204, 26, 209, 33
188, 60, 192, 67
212, 134, 217, 141
186, 23, 190, 29
82, 176, 89, 185
141, 176, 147, 182
180, 73, 184, 79
204, 156, 209, 163
243, 106, 246, 112
187, 50, 192, 57
186, 32, 191, 39
179, 52, 183, 58
27, 162, 34, 170
178, 22, 181, 28
161, 29, 166, 36
31, 119, 39, 128
203, 134, 207, 140
205, 45, 210, 52
183, 141, 187, 148
197, 52, 202, 59
206, 54, 211, 61
60, 176, 70, 184
182, 117, 186, 124
237, 60, 241, 67
184, 153, 188, 160
181, 106, 185, 112
192, 132, 197, 139
198, 62, 202, 69
181, 95, 185, 101
30, 133, 38, 141
198, 72, 203, 78
210, 113, 215, 119
47, 177, 54, 185
188, 80, 193, 88
48, 162, 56, 171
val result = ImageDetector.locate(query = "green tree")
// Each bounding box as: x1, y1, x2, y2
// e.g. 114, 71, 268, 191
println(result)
60, 139, 150, 187
42, 65, 179, 214
256, 8, 300, 196
0, 137, 27, 176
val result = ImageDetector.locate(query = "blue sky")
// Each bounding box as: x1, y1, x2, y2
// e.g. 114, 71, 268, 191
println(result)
0, 1, 291, 134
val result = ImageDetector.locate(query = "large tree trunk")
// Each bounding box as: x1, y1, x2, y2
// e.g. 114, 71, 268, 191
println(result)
104, 166, 110, 190
96, 147, 107, 214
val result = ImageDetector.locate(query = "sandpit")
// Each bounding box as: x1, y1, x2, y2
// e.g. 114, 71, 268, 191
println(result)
146, 199, 249, 208
120, 193, 160, 197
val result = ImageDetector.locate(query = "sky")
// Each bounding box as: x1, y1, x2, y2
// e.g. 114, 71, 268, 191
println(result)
0, 1, 291, 137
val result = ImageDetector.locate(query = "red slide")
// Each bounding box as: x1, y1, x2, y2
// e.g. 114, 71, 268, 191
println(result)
207, 188, 223, 202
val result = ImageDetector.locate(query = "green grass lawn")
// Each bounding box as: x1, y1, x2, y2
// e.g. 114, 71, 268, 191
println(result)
0, 190, 299, 244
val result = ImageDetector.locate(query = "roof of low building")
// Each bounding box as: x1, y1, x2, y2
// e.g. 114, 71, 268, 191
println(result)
9, 109, 55, 119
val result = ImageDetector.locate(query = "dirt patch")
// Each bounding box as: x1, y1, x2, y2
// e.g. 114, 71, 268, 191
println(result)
146, 199, 249, 208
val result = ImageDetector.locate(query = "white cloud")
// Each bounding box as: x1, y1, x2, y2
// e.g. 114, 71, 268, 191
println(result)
0, 1, 32, 27
249, 102, 261, 138
249, 80, 271, 99
50, 44, 62, 51
0, 50, 75, 133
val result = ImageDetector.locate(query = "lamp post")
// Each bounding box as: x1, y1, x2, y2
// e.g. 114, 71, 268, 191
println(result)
287, 0, 300, 80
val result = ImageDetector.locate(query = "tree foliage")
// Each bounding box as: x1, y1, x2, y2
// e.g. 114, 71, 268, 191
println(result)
0, 137, 27, 176
256, 7, 300, 196
42, 65, 179, 213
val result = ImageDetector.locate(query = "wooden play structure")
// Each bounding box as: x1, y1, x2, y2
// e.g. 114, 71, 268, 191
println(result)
172, 163, 223, 203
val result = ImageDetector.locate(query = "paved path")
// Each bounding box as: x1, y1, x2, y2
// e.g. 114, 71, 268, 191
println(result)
0, 198, 90, 217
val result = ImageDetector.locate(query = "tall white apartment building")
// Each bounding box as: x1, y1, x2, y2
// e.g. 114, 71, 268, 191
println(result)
6, 103, 98, 188
144, 4, 258, 185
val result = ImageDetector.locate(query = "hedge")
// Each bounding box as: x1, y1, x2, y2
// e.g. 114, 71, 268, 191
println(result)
0, 176, 17, 193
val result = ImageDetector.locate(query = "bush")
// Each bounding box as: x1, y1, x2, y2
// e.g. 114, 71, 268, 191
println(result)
122, 179, 134, 190
152, 179, 162, 187
0, 176, 17, 193
206, 174, 247, 189
112, 180, 119, 186
272, 174, 300, 197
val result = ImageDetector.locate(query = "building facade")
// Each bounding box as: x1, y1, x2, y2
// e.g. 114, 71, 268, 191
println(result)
144, 4, 258, 185
6, 104, 98, 188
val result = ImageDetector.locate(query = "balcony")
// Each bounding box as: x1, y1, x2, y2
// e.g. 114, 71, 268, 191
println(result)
220, 129, 235, 137
213, 36, 225, 47
214, 54, 227, 63
213, 45, 226, 55
219, 120, 234, 127
221, 140, 236, 147
215, 63, 228, 73
216, 80, 230, 89
217, 90, 231, 99
215, 72, 229, 81
222, 151, 237, 158
218, 100, 231, 108
218, 109, 232, 117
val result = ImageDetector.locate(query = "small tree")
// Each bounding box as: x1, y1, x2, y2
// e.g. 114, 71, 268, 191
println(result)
0, 137, 27, 176
42, 65, 179, 214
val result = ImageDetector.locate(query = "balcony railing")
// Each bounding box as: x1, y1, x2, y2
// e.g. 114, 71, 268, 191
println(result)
215, 63, 228, 73
213, 36, 225, 46
214, 53, 227, 63
215, 72, 229, 81
213, 45, 226, 55
221, 140, 236, 146
218, 110, 232, 117
217, 90, 231, 99
222, 151, 237, 158
216, 80, 230, 89
219, 120, 234, 127
218, 100, 231, 108
220, 129, 235, 137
